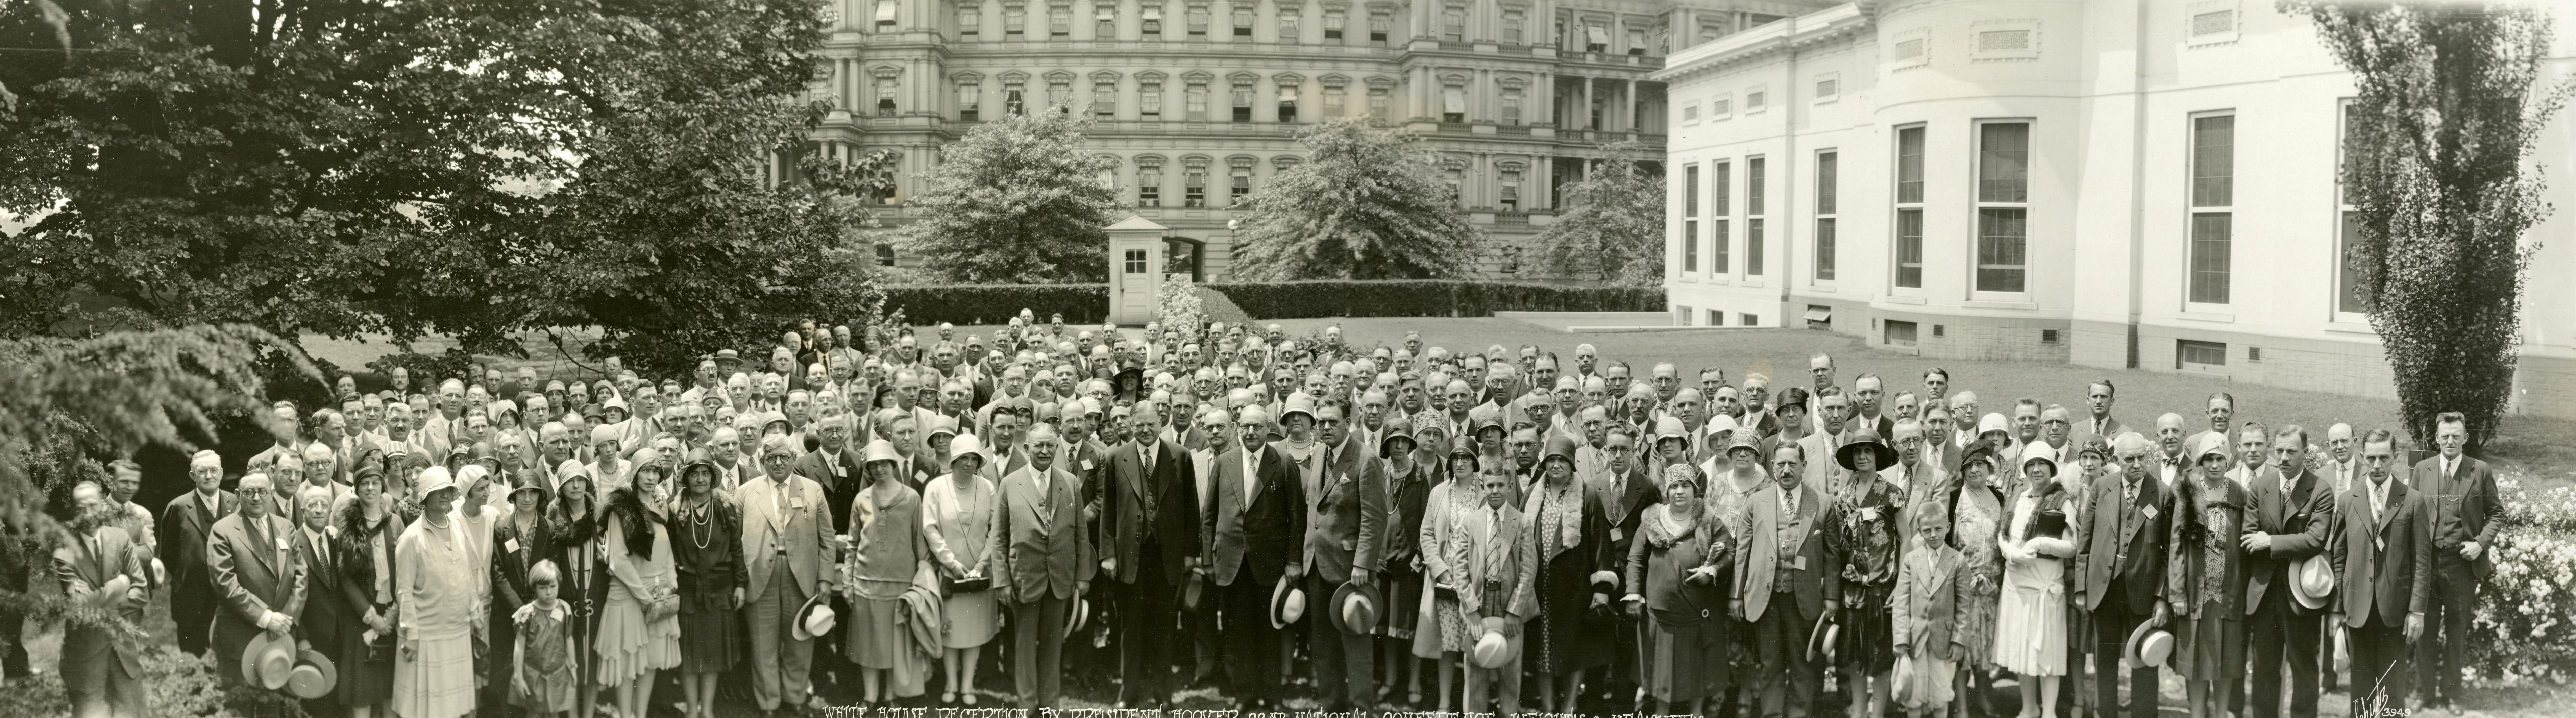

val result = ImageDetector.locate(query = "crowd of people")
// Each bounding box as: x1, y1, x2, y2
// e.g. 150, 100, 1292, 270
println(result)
48, 313, 2505, 718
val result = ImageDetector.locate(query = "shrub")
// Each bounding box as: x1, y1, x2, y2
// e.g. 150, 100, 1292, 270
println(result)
1156, 274, 1207, 341
1196, 285, 1253, 326
1206, 280, 1663, 319
2472, 473, 2576, 685
879, 284, 1109, 326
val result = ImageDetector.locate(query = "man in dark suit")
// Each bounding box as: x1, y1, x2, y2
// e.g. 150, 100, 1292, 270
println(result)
1101, 403, 1201, 708
1297, 399, 1386, 712
2077, 380, 2128, 448
287, 482, 350, 717
2078, 433, 2174, 718
56, 481, 150, 718
995, 423, 1097, 710
2410, 412, 2501, 715
2243, 424, 2335, 718
1740, 444, 1843, 718
160, 450, 238, 656
2330, 429, 2430, 716
1592, 425, 1662, 712
206, 472, 308, 686
1203, 404, 1307, 710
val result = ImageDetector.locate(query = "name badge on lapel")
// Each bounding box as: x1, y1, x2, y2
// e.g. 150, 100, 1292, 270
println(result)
791, 496, 806, 510
2142, 506, 2159, 520
1081, 459, 1094, 471
505, 539, 521, 554
1610, 528, 1625, 543
831, 464, 845, 477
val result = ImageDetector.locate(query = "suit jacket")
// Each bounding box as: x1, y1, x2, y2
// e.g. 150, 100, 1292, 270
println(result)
1453, 504, 1539, 621
993, 463, 1096, 602
1738, 481, 1842, 622
2077, 472, 2173, 614
2245, 466, 2335, 615
2329, 477, 2432, 628
2075, 416, 2128, 451
1101, 438, 1201, 584
2412, 454, 2503, 579
1891, 544, 1962, 656
1301, 438, 1387, 583
159, 490, 238, 592
290, 525, 348, 655
738, 475, 838, 605
1203, 445, 1308, 587
208, 512, 309, 656
793, 448, 865, 532
489, 514, 556, 620
1589, 470, 1663, 593
54, 527, 147, 676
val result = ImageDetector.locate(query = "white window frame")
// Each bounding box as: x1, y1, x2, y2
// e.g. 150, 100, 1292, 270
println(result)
1889, 27, 1931, 71
2331, 99, 2371, 325
2185, 109, 2236, 312
1969, 19, 2041, 62
1891, 123, 1927, 293
1710, 158, 1732, 282
1681, 162, 1700, 276
1744, 154, 1766, 283
1743, 85, 1767, 115
1970, 119, 2034, 300
1709, 93, 1731, 121
1812, 72, 1839, 105
2186, 0, 2241, 47
1813, 148, 1839, 286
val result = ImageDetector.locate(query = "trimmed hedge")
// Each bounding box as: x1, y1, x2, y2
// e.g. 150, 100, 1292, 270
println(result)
1206, 280, 1664, 319
880, 284, 1109, 325
880, 280, 1663, 324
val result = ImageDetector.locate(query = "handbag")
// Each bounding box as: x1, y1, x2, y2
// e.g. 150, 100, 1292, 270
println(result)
946, 575, 992, 594
643, 590, 680, 623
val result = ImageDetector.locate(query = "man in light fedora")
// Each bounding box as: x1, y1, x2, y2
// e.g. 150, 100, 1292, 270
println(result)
995, 423, 1096, 711
1204, 404, 1306, 710
208, 471, 309, 688
2244, 424, 2335, 718
56, 480, 150, 717
2079, 433, 2175, 718
740, 429, 839, 714
2329, 429, 2430, 718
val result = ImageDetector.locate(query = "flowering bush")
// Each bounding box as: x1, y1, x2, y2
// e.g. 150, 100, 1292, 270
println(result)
1156, 274, 1206, 342
2468, 473, 2576, 685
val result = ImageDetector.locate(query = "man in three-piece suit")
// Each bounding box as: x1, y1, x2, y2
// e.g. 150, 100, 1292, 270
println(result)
1203, 404, 1308, 710
742, 431, 840, 713
994, 423, 1097, 710
160, 450, 238, 656
288, 483, 350, 717
1100, 403, 1202, 708
2243, 425, 2336, 718
2331, 429, 2430, 717
56, 481, 150, 718
1297, 400, 1387, 712
790, 411, 865, 697
1740, 444, 1844, 718
206, 472, 309, 687
2077, 433, 2174, 718
2410, 412, 2501, 714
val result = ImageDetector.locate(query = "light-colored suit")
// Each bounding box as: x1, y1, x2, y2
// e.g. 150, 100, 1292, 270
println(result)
207, 512, 307, 686
55, 527, 147, 717
737, 474, 837, 710
1454, 503, 1535, 714
993, 461, 1095, 709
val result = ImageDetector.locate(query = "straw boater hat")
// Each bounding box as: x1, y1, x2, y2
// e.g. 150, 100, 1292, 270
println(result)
792, 591, 837, 640
242, 630, 295, 690
2124, 620, 2175, 670
1269, 575, 1307, 629
286, 648, 338, 699
1806, 610, 1840, 665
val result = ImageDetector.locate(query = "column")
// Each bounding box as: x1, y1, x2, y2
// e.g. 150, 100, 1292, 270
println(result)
1621, 79, 1634, 133
1581, 76, 1594, 131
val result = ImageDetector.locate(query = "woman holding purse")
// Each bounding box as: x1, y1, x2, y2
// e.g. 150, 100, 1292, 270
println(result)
923, 434, 1001, 705
1624, 465, 1737, 715
598, 461, 680, 718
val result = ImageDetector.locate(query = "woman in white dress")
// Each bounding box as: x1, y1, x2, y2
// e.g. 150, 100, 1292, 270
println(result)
393, 468, 477, 718
923, 434, 1001, 705
1414, 444, 1486, 712
597, 462, 680, 718
1993, 444, 2080, 718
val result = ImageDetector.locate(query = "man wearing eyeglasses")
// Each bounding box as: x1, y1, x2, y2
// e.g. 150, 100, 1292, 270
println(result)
1593, 425, 1660, 713
2077, 433, 2176, 718
1205, 404, 1306, 710
2410, 412, 2499, 715
160, 450, 239, 656
741, 431, 838, 714
206, 472, 308, 687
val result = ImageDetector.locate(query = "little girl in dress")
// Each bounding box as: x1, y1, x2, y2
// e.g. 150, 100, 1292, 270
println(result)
512, 560, 578, 717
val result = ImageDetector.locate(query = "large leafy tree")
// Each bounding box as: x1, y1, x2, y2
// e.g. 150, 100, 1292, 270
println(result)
1534, 141, 1665, 286
899, 109, 1121, 283
2287, 1, 2566, 454
0, 0, 891, 378
1227, 119, 1485, 280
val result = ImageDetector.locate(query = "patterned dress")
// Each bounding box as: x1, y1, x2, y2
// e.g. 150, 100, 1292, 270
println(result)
1421, 476, 1490, 655
1949, 482, 2006, 669
1523, 478, 1606, 676
1832, 474, 1903, 673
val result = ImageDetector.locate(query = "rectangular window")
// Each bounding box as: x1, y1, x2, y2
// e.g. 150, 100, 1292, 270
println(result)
876, 0, 899, 28
1124, 249, 1148, 273
1004, 6, 1026, 36
1368, 11, 1389, 44
1443, 6, 1465, 41
1501, 88, 1522, 125
1894, 125, 1924, 288
1746, 89, 1765, 111
1324, 10, 1344, 39
1004, 85, 1025, 115
1230, 82, 1253, 122
1745, 156, 1767, 276
1626, 28, 1645, 55
1047, 81, 1072, 113
958, 83, 981, 121
1683, 164, 1699, 217
2336, 103, 2368, 315
1185, 82, 1207, 120
1441, 86, 1466, 123
1142, 5, 1161, 35
1185, 168, 1207, 206
1711, 159, 1731, 273
1815, 150, 1838, 281
1444, 168, 1463, 207
1712, 220, 1731, 274
1230, 167, 1252, 201
1233, 7, 1253, 36
1278, 11, 1298, 40
1895, 209, 1923, 288
1502, 10, 1523, 43
1500, 169, 1520, 209
1322, 86, 1345, 117
1138, 169, 1162, 206
2177, 339, 2228, 368
1740, 313, 1758, 326
1050, 5, 1071, 36
1884, 320, 1917, 347
1683, 164, 1699, 273
1366, 88, 1388, 118
1683, 220, 1699, 272
1709, 310, 1724, 326
1140, 83, 1162, 117
875, 77, 898, 115
961, 8, 981, 35
1276, 85, 1298, 123
2189, 113, 2235, 305
1093, 81, 1117, 118
1975, 121, 2031, 293
1585, 23, 1606, 52
1096, 7, 1115, 37
1187, 5, 1208, 35
1682, 105, 1699, 123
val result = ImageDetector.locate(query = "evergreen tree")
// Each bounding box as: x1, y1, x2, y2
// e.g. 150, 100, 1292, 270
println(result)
1227, 119, 1485, 280
898, 109, 1122, 283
